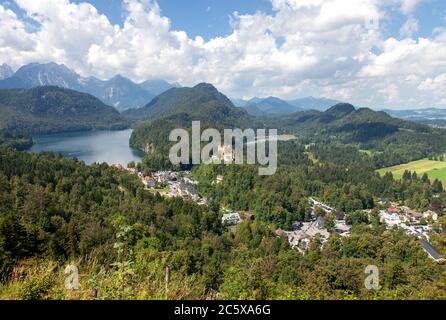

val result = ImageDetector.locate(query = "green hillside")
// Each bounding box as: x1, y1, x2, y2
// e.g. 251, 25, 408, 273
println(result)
267, 103, 446, 167
123, 83, 254, 127
0, 86, 129, 136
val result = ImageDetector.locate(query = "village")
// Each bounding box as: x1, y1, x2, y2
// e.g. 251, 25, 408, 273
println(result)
110, 163, 444, 262
110, 163, 209, 205
275, 198, 351, 255
378, 201, 444, 261
276, 198, 444, 262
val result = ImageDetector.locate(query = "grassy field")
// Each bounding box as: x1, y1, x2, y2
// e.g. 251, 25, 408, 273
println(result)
377, 159, 446, 182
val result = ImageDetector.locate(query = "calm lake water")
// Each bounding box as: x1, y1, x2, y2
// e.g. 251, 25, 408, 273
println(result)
29, 129, 143, 165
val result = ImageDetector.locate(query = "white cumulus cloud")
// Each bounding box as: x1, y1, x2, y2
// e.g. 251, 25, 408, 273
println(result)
0, 0, 445, 108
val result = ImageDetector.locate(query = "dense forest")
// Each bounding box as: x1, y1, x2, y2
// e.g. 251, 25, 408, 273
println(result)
1, 148, 446, 300
0, 132, 33, 151
1, 82, 446, 300
191, 141, 446, 229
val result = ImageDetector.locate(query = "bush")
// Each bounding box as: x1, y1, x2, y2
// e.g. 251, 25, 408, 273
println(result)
18, 275, 55, 300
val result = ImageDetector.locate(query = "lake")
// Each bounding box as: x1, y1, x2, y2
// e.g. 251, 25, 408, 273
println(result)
29, 129, 143, 165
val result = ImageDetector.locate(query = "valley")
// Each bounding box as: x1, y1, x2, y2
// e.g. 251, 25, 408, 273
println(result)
3, 0, 446, 309
1, 65, 446, 301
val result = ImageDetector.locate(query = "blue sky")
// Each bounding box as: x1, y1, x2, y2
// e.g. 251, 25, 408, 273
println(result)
69, 0, 274, 40
1, 0, 446, 108
64, 0, 446, 40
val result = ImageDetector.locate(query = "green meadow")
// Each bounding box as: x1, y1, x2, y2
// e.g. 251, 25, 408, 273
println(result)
377, 159, 446, 182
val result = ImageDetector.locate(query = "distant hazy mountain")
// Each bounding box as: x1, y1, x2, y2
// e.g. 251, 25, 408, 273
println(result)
0, 64, 13, 80
85, 74, 153, 111
0, 62, 177, 111
383, 108, 446, 126
139, 79, 179, 96
243, 97, 302, 116
0, 86, 128, 136
287, 96, 341, 111
232, 96, 341, 115
230, 98, 249, 107
9, 62, 82, 89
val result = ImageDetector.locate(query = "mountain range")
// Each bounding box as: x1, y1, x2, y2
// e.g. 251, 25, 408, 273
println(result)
0, 74, 444, 169
127, 82, 446, 166
1, 62, 342, 115
232, 96, 341, 115
0, 62, 178, 111
383, 108, 446, 126
242, 97, 301, 116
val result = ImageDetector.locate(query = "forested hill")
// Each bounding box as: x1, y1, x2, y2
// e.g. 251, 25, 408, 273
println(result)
0, 86, 129, 136
1, 136, 446, 300
123, 83, 254, 128
127, 84, 263, 171
269, 103, 426, 134
130, 100, 446, 171
266, 103, 446, 166
269, 103, 439, 141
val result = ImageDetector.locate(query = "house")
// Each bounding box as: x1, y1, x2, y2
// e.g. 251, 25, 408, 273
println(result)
110, 163, 124, 171
335, 209, 345, 220
239, 211, 255, 222
197, 197, 210, 206
275, 229, 287, 237
287, 231, 311, 250
218, 144, 234, 163
316, 215, 325, 229
408, 210, 423, 221
423, 210, 438, 221
300, 220, 330, 239
183, 176, 197, 185
387, 207, 400, 214
335, 220, 351, 235
222, 212, 240, 226
379, 210, 401, 226
276, 229, 311, 252
309, 198, 334, 213
127, 167, 136, 174
141, 176, 156, 188
152, 171, 179, 184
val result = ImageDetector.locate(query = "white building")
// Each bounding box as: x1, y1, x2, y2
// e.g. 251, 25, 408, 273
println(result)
222, 212, 240, 226
379, 210, 401, 227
